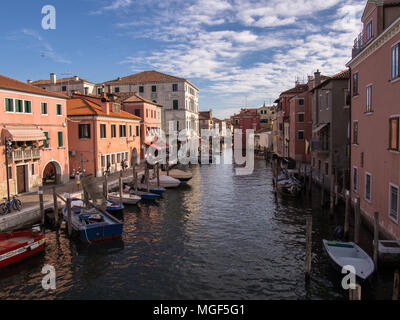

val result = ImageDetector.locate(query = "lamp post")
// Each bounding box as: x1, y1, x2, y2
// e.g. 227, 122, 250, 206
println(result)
4, 138, 12, 202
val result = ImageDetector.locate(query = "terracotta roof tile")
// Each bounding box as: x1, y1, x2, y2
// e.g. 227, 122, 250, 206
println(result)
32, 76, 93, 85
0, 74, 68, 99
122, 92, 163, 107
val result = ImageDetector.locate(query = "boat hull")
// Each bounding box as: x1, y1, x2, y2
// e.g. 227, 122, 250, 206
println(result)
108, 193, 141, 205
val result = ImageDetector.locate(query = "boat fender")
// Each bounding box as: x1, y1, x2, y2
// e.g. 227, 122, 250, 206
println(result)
333, 226, 344, 241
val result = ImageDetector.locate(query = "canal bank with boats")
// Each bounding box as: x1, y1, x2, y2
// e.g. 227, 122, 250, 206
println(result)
0, 153, 398, 300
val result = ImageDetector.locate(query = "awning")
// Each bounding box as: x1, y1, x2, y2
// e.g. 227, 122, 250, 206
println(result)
2, 127, 46, 142
312, 123, 329, 134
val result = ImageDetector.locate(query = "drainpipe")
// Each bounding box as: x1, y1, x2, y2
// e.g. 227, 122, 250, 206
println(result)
348, 66, 352, 192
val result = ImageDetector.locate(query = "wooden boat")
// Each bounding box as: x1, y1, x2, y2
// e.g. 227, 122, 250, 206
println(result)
161, 169, 192, 183
0, 226, 45, 268
108, 192, 141, 205
106, 199, 124, 213
378, 240, 400, 264
277, 170, 302, 197
323, 240, 375, 280
62, 199, 123, 244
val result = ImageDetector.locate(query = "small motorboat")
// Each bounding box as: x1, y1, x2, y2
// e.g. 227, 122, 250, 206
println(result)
378, 240, 400, 264
323, 240, 375, 281
0, 225, 45, 268
105, 199, 124, 213
150, 175, 180, 188
123, 185, 161, 201
108, 192, 141, 205
63, 199, 123, 244
277, 169, 303, 197
161, 169, 192, 183
136, 184, 166, 195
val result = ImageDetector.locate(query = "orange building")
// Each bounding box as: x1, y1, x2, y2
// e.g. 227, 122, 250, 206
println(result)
0, 75, 69, 197
67, 94, 141, 177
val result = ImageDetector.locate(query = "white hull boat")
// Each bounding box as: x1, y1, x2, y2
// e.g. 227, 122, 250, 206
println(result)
108, 192, 141, 205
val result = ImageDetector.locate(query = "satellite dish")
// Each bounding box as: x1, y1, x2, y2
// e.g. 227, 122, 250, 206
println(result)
131, 148, 138, 166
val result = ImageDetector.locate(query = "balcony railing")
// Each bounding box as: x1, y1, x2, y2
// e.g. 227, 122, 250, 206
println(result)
12, 149, 41, 162
311, 140, 329, 153
352, 31, 374, 58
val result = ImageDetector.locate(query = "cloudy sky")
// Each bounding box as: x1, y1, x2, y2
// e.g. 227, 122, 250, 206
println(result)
0, 0, 365, 119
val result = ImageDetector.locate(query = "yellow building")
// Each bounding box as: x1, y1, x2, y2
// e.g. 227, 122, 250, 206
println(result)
257, 103, 276, 131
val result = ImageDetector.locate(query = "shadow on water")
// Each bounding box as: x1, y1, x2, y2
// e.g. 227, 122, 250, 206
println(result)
0, 157, 397, 299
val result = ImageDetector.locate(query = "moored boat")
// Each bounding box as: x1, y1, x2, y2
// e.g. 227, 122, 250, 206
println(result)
0, 226, 45, 268
150, 175, 181, 188
378, 240, 400, 264
161, 169, 192, 183
62, 199, 123, 244
323, 240, 375, 281
105, 199, 124, 213
277, 169, 302, 197
108, 192, 141, 205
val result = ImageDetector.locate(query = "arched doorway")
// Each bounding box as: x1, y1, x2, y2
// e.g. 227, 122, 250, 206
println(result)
42, 161, 62, 185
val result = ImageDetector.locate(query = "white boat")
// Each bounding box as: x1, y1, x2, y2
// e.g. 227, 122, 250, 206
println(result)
323, 240, 375, 280
378, 240, 400, 264
108, 192, 141, 205
161, 169, 192, 182
139, 174, 181, 188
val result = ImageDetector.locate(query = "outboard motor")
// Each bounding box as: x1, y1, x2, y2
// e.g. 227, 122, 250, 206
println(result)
333, 226, 344, 241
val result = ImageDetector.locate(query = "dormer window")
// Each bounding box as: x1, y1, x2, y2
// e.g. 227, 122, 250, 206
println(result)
366, 21, 373, 41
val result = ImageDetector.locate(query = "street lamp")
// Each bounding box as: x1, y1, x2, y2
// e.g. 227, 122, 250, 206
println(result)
4, 138, 12, 202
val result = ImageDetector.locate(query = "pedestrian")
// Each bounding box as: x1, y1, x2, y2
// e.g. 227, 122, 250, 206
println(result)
75, 171, 81, 192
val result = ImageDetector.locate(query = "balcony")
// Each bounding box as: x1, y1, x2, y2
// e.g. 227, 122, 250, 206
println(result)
311, 140, 330, 154
11, 148, 41, 162
352, 31, 374, 58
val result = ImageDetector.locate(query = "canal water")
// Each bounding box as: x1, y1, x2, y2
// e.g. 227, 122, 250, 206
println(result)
0, 152, 396, 299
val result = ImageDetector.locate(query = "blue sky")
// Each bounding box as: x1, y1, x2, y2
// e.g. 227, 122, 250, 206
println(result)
0, 0, 365, 119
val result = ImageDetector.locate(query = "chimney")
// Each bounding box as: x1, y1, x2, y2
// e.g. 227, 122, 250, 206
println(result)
27, 80, 32, 84
314, 69, 321, 87
74, 76, 79, 81
50, 73, 56, 85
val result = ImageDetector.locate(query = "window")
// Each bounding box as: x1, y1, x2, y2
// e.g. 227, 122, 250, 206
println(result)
15, 99, 23, 113
366, 21, 373, 41
97, 88, 102, 95
134, 109, 141, 117
43, 132, 49, 148
117, 153, 121, 163
79, 124, 91, 139
344, 89, 350, 106
318, 160, 321, 171
5, 98, 14, 112
31, 163, 35, 176
114, 87, 120, 93
312, 158, 316, 167
100, 124, 107, 138
111, 125, 116, 138
136, 126, 139, 136
56, 104, 62, 115
298, 130, 304, 140
112, 154, 115, 164
366, 85, 373, 113
57, 131, 64, 147
7, 166, 12, 179
298, 98, 304, 106
325, 162, 329, 175
173, 84, 178, 92
101, 155, 106, 168
146, 109, 149, 118
389, 184, 399, 222
24, 100, 32, 113
353, 167, 358, 192
173, 100, 179, 110
353, 73, 359, 96
119, 125, 126, 137
152, 85, 157, 92
139, 86, 144, 93
41, 102, 48, 115
298, 113, 304, 123
129, 125, 132, 137
353, 121, 358, 145
389, 117, 399, 151
62, 86, 67, 91
365, 173, 372, 201
392, 43, 400, 79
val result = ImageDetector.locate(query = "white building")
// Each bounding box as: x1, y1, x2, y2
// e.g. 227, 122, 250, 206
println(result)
96, 71, 199, 140
31, 73, 96, 96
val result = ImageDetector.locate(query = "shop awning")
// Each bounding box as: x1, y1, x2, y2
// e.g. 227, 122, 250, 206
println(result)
312, 123, 329, 134
2, 127, 46, 142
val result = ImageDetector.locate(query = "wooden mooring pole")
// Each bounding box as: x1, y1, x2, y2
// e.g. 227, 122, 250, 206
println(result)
344, 190, 350, 240
103, 174, 108, 199
66, 194, 72, 238
305, 215, 312, 279
349, 284, 362, 300
52, 186, 59, 227
156, 163, 160, 187
330, 173, 335, 216
354, 197, 360, 245
146, 164, 150, 192
119, 171, 123, 204
321, 175, 325, 207
393, 269, 399, 300
39, 187, 45, 226
373, 211, 379, 271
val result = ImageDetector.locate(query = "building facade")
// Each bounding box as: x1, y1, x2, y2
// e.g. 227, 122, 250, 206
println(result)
231, 108, 260, 147
347, 0, 400, 239
32, 73, 96, 96
67, 94, 141, 177
97, 71, 199, 140
199, 110, 213, 132
0, 75, 69, 198
258, 104, 275, 131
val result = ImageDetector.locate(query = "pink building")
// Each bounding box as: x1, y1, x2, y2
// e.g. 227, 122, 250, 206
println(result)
347, 0, 400, 239
67, 94, 141, 177
121, 93, 162, 159
0, 75, 69, 197
231, 109, 260, 147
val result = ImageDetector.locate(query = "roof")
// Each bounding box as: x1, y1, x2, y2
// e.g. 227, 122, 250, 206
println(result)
67, 98, 141, 120
100, 70, 200, 91
0, 75, 68, 99
32, 76, 94, 85
199, 111, 212, 120
280, 84, 309, 96
122, 92, 163, 107
311, 69, 350, 92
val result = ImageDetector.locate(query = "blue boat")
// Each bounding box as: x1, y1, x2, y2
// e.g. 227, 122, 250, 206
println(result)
106, 199, 124, 213
130, 190, 161, 201
138, 185, 166, 195
63, 199, 123, 244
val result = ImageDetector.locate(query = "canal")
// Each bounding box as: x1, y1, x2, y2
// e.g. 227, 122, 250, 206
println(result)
0, 153, 396, 299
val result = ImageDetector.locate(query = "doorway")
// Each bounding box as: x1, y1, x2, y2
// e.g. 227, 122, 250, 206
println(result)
16, 165, 26, 194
